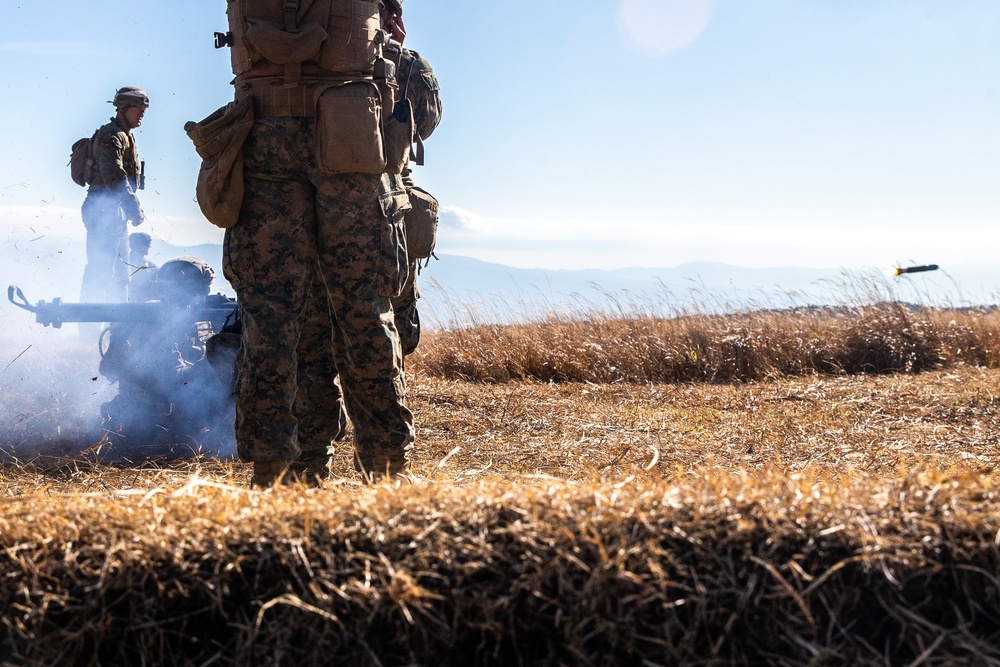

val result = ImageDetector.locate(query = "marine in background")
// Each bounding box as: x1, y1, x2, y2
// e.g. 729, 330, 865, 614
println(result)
127, 232, 158, 303
295, 0, 442, 482
100, 257, 235, 457
79, 87, 149, 304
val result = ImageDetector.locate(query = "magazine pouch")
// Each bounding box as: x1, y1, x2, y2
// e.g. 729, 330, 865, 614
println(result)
315, 81, 386, 175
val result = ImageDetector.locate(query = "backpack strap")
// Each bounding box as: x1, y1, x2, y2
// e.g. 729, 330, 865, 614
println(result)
412, 134, 424, 166
283, 0, 303, 85
283, 0, 299, 32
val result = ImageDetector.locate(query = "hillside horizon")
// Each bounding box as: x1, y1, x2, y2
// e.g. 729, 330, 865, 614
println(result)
4, 235, 999, 330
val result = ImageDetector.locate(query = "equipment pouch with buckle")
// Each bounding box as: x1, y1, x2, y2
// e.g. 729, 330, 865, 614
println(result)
184, 97, 255, 228
314, 81, 385, 175
404, 186, 438, 260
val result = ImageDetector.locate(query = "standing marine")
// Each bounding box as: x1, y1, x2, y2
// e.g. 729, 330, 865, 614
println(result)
203, 0, 415, 486
295, 0, 442, 483
79, 87, 148, 304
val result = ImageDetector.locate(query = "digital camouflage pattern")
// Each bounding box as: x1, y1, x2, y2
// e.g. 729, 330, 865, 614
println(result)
389, 44, 443, 143
295, 41, 441, 463
88, 117, 142, 212
80, 117, 143, 303
295, 284, 350, 469
226, 117, 414, 476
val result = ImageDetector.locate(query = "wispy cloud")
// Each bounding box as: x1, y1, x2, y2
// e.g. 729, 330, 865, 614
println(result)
439, 206, 485, 232
0, 42, 94, 57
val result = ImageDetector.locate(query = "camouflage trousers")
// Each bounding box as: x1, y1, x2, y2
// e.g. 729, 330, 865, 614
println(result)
296, 256, 419, 471
392, 260, 421, 357
80, 189, 129, 303
223, 117, 414, 472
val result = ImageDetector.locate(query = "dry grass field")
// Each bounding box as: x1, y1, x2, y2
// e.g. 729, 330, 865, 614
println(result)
2, 296, 1000, 665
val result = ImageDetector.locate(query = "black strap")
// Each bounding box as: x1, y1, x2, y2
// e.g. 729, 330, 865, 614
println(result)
283, 0, 299, 32
401, 52, 417, 103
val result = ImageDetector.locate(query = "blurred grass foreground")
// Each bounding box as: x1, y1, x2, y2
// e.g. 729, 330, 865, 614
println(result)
1, 271, 1000, 665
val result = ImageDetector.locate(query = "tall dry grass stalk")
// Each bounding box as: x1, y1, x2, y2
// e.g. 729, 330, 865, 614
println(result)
415, 272, 1000, 383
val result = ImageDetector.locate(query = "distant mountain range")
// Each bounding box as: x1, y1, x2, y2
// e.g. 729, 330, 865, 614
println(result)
5, 237, 998, 330
414, 255, 1000, 326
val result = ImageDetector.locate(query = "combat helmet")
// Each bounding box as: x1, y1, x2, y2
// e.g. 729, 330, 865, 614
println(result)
128, 232, 152, 253
156, 257, 215, 302
112, 86, 150, 109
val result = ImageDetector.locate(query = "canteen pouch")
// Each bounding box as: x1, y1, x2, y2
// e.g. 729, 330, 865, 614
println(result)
404, 186, 438, 260
315, 81, 386, 175
184, 96, 255, 229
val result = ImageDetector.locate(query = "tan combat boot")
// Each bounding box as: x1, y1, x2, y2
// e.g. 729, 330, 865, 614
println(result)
251, 460, 290, 488
287, 461, 329, 488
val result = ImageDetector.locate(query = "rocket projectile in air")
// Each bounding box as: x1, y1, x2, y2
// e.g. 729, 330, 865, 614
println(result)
890, 264, 939, 276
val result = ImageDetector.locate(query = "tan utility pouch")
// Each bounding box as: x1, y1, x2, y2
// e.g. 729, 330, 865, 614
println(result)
382, 99, 413, 175
184, 96, 255, 229
315, 81, 386, 175
405, 186, 439, 260
245, 20, 327, 65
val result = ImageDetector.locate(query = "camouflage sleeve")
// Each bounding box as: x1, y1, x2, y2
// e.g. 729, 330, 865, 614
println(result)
400, 49, 442, 142
93, 128, 142, 219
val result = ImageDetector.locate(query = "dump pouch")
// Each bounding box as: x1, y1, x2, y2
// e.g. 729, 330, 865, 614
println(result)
184, 97, 255, 229
404, 186, 438, 260
314, 81, 386, 175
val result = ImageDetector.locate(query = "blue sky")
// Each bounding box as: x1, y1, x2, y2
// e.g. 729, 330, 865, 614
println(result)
2, 0, 999, 275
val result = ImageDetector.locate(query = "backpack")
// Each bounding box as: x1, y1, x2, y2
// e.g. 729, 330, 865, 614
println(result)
225, 0, 380, 81
70, 132, 97, 187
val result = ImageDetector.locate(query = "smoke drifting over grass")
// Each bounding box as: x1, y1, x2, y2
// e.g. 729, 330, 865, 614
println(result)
0, 326, 115, 460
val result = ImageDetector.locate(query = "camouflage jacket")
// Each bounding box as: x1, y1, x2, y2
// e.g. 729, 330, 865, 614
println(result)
384, 41, 442, 142
89, 117, 142, 219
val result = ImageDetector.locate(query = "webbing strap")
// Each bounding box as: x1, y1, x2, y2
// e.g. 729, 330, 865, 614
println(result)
400, 52, 417, 104
283, 0, 299, 33
283, 0, 301, 84
412, 134, 425, 166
